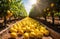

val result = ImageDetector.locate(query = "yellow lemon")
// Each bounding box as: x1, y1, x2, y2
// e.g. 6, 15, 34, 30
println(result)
30, 32, 36, 37
7, 10, 10, 14
40, 29, 44, 34
37, 32, 44, 38
22, 27, 26, 31
44, 30, 49, 36
34, 29, 39, 33
13, 24, 18, 30
8, 0, 11, 2
17, 27, 22, 32
10, 32, 17, 38
30, 25, 35, 29
26, 26, 30, 30
10, 27, 17, 33
18, 29, 24, 35
23, 33, 29, 38
30, 29, 34, 32
40, 26, 45, 29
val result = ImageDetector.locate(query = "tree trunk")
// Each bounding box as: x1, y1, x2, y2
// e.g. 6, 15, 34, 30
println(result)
52, 16, 54, 25
58, 12, 60, 20
44, 14, 47, 21
51, 13, 54, 26
4, 16, 7, 27
59, 16, 60, 20
9, 16, 12, 22
58, 10, 60, 20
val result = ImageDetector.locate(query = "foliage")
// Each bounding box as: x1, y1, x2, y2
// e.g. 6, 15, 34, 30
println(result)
0, 0, 27, 18
0, 0, 11, 17
10, 0, 27, 18
54, 12, 60, 16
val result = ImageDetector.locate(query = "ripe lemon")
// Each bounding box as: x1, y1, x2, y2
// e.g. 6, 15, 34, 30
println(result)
34, 29, 39, 33
23, 33, 29, 38
30, 25, 35, 29
37, 32, 44, 38
7, 10, 10, 14
22, 27, 26, 31
30, 29, 34, 32
8, 0, 11, 2
40, 26, 46, 30
10, 32, 17, 38
30, 32, 36, 37
18, 29, 24, 35
10, 27, 17, 33
26, 26, 30, 30
13, 24, 18, 30
44, 30, 49, 36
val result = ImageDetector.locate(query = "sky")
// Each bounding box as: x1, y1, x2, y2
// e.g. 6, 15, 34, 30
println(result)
22, 0, 37, 14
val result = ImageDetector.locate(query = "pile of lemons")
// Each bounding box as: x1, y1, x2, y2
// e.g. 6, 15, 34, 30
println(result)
9, 17, 49, 39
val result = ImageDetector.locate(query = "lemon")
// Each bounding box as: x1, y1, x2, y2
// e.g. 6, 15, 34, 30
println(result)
30, 32, 36, 37
26, 26, 30, 30
40, 26, 46, 30
23, 33, 29, 38
19, 22, 23, 26
37, 32, 44, 38
30, 29, 34, 32
10, 27, 17, 33
40, 29, 45, 34
22, 27, 26, 31
7, 10, 10, 14
8, 0, 11, 2
10, 32, 17, 38
17, 23, 20, 26
34, 23, 37, 26
13, 24, 18, 30
44, 30, 49, 36
34, 29, 39, 33
17, 27, 22, 32
18, 29, 24, 35
30, 25, 35, 29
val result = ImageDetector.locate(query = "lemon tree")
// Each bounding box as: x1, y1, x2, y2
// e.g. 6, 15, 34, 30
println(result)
0, 0, 27, 27
0, 0, 12, 27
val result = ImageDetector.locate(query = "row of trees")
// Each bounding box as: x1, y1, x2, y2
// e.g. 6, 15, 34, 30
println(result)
29, 0, 60, 25
0, 0, 27, 27
42, 0, 60, 25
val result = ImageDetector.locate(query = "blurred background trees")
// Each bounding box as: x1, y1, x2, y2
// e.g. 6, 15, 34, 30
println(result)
29, 0, 60, 25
